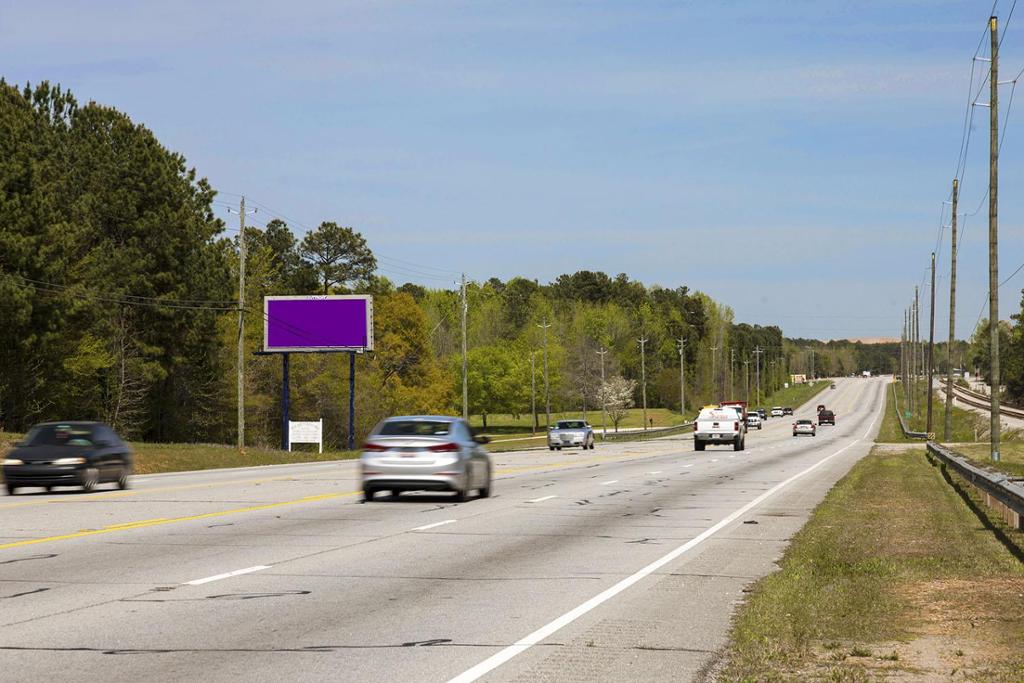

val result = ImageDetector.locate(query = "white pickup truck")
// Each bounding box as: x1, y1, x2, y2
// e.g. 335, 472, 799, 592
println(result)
694, 406, 746, 451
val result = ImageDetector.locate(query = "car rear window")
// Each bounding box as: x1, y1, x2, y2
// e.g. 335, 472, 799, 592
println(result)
23, 424, 95, 447
377, 420, 451, 436
796, 419, 813, 425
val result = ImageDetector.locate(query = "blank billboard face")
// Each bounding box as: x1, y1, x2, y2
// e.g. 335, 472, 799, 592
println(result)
264, 295, 374, 352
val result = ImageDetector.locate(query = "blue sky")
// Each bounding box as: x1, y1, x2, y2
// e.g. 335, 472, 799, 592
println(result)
4, 0, 1024, 340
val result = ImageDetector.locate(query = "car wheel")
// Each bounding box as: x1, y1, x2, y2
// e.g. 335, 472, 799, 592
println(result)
4, 483, 15, 496
549, 446, 555, 451
479, 468, 492, 498
590, 441, 596, 450
362, 488, 375, 503
454, 486, 469, 502
117, 467, 131, 490
80, 468, 99, 493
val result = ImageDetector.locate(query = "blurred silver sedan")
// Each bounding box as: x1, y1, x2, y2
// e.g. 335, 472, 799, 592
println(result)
360, 416, 492, 502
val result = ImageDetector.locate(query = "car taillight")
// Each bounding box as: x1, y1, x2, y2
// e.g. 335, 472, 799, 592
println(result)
428, 442, 460, 453
363, 443, 387, 452
734, 421, 739, 431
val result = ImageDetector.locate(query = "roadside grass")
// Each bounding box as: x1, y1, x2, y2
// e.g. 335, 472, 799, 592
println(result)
953, 442, 1024, 478
471, 407, 685, 436
1, 432, 359, 475
758, 380, 832, 413
718, 447, 1024, 681
880, 380, 994, 443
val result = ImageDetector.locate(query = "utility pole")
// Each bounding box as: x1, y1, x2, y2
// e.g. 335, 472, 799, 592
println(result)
901, 311, 907, 409
945, 178, 959, 442
914, 287, 920, 413
676, 338, 686, 418
597, 347, 608, 439
538, 319, 552, 429
743, 359, 750, 403
638, 336, 649, 429
927, 252, 936, 435
460, 273, 469, 421
710, 345, 719, 401
988, 14, 1001, 462
753, 347, 764, 406
530, 351, 537, 436
232, 197, 256, 452
730, 348, 736, 400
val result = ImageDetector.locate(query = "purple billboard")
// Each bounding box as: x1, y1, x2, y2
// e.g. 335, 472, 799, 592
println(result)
263, 295, 374, 352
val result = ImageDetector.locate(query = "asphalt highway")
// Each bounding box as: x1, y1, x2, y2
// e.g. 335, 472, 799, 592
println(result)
0, 377, 886, 682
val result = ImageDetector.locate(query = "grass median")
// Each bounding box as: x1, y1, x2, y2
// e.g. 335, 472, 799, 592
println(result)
717, 446, 1024, 681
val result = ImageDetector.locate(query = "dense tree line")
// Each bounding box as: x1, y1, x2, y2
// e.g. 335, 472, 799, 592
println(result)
0, 82, 801, 447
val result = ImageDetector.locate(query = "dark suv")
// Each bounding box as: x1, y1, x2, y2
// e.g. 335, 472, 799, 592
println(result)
818, 410, 836, 426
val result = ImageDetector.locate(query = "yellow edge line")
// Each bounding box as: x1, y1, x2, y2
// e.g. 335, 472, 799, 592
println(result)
0, 449, 665, 551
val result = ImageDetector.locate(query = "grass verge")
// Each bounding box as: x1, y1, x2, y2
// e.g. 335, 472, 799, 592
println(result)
759, 379, 832, 413
1, 432, 358, 475
471, 407, 685, 435
717, 446, 1024, 681
952, 442, 1024, 478
878, 381, 993, 443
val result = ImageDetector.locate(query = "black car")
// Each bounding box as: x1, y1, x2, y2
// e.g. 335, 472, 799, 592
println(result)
782, 407, 794, 416
2, 422, 133, 495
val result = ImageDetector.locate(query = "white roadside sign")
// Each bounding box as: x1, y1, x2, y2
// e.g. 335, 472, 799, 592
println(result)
289, 419, 323, 453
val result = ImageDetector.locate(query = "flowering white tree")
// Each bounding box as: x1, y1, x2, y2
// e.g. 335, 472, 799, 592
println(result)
598, 376, 636, 432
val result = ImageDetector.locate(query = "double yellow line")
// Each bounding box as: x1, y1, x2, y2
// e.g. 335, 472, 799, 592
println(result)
0, 448, 673, 551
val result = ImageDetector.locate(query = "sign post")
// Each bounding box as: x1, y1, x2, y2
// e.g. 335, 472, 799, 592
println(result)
288, 419, 323, 453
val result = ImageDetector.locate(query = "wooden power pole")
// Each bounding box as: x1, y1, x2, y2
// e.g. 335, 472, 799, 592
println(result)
945, 179, 958, 441
926, 251, 936, 435
237, 196, 247, 451
989, 15, 1001, 462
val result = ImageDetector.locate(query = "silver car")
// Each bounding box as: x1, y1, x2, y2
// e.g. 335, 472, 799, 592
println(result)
360, 416, 492, 502
548, 420, 595, 450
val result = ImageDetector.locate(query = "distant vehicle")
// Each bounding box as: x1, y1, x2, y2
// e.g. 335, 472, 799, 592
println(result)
782, 407, 794, 416
547, 420, 595, 451
2, 422, 133, 495
746, 413, 763, 430
770, 406, 784, 418
818, 410, 836, 426
793, 419, 816, 437
756, 408, 767, 420
862, 370, 872, 378
694, 406, 746, 452
816, 404, 826, 413
830, 383, 837, 389
360, 416, 491, 502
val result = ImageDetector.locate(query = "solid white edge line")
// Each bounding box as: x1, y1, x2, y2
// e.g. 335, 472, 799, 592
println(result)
526, 495, 557, 503
185, 565, 270, 586
599, 480, 618, 485
411, 519, 457, 532
447, 386, 883, 683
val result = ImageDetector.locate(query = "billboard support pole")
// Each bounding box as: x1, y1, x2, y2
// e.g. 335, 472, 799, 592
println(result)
348, 352, 356, 451
281, 353, 290, 451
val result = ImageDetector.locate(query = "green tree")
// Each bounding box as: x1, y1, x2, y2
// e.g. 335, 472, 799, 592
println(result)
299, 222, 376, 294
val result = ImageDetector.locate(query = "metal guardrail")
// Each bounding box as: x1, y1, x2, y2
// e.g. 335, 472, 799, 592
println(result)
891, 382, 929, 439
926, 441, 1024, 530
600, 421, 694, 442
